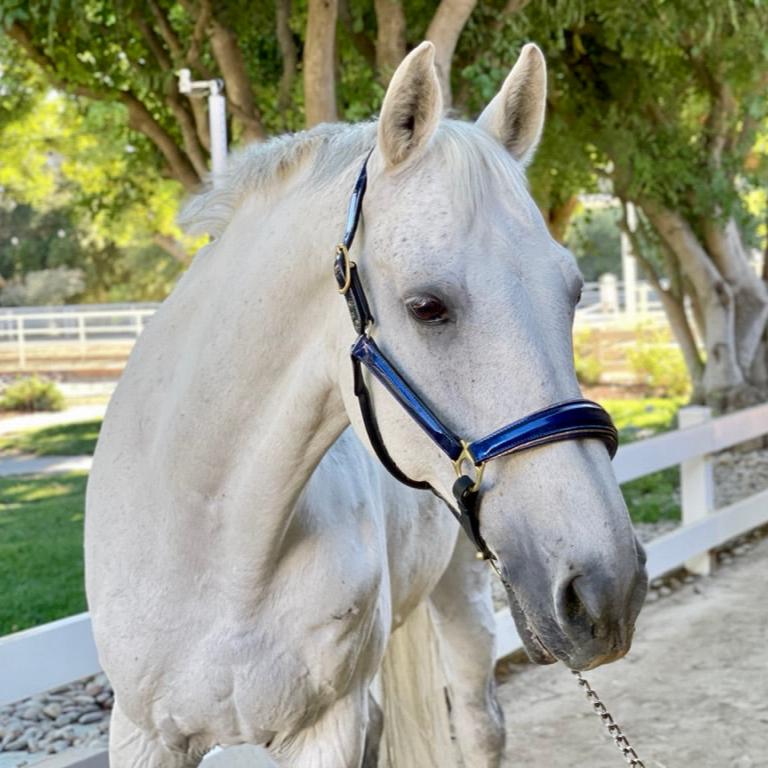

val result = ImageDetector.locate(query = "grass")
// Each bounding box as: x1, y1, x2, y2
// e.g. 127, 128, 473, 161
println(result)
0, 420, 101, 456
603, 397, 686, 525
0, 472, 87, 635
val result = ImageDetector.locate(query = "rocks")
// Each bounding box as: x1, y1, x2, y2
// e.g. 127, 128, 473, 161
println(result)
0, 673, 111, 763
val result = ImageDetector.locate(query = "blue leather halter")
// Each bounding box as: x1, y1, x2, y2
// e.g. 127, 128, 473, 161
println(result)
334, 153, 618, 560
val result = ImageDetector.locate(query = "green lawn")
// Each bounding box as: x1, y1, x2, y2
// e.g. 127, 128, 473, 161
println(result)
0, 420, 101, 456
0, 473, 87, 635
604, 397, 686, 525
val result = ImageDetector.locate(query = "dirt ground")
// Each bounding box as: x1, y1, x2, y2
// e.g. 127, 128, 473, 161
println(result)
498, 536, 768, 768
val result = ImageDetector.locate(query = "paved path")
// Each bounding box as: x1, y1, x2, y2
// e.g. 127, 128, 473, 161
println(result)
0, 406, 106, 437
0, 454, 92, 477
0, 406, 101, 478
498, 535, 768, 768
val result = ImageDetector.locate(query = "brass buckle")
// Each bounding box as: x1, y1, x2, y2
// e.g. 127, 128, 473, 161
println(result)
336, 244, 352, 294
452, 440, 485, 492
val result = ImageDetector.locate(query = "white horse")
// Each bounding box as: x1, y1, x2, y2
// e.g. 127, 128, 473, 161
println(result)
85, 43, 647, 768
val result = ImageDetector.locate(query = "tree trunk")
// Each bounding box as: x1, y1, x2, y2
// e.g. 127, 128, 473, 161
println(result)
276, 0, 298, 117
375, 0, 406, 85
702, 216, 768, 372
426, 0, 477, 108
622, 214, 706, 398
642, 201, 745, 402
305, 0, 339, 126
545, 195, 578, 242
210, 19, 266, 143
122, 94, 201, 191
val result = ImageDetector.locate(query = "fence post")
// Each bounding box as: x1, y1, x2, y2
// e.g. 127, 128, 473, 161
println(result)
16, 315, 26, 369
77, 314, 87, 358
637, 281, 650, 317
679, 405, 715, 575
598, 273, 619, 315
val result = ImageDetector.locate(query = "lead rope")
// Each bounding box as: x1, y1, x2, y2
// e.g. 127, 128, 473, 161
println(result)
572, 671, 646, 767
487, 560, 646, 767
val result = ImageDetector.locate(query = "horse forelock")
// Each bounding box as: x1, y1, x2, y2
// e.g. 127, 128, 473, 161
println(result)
427, 120, 532, 222
178, 117, 531, 240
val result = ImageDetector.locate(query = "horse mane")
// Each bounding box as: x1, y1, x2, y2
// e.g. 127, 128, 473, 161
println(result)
178, 122, 376, 238
179, 119, 531, 239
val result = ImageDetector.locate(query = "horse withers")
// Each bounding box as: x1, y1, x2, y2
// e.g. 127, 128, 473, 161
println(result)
85, 42, 647, 768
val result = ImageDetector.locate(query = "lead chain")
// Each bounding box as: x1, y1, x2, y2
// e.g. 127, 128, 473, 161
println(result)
572, 671, 646, 767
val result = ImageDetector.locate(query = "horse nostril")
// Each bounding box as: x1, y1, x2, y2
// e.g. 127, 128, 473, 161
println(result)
561, 577, 585, 624
557, 573, 612, 642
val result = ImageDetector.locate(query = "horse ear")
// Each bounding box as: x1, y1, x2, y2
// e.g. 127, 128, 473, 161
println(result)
476, 43, 547, 167
377, 42, 442, 169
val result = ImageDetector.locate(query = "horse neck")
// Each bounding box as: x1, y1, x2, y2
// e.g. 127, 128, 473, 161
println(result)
167, 171, 353, 567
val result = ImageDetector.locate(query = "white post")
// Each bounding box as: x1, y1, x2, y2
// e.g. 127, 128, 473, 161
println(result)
679, 406, 715, 575
208, 81, 228, 186
16, 315, 26, 369
637, 281, 650, 317
621, 202, 638, 319
598, 273, 619, 315
77, 314, 87, 357
178, 70, 228, 188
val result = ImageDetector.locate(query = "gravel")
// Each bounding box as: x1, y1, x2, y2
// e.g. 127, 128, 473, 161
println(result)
0, 674, 111, 765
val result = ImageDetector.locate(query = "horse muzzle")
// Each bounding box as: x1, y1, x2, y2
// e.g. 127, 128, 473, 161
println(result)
503, 538, 648, 671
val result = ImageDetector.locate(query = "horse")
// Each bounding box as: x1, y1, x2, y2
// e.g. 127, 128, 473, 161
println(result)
85, 42, 647, 768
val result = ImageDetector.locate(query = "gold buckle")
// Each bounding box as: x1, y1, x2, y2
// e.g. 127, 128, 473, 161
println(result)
336, 244, 352, 294
452, 440, 485, 492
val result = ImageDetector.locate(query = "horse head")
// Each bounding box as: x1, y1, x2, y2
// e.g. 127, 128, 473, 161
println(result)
336, 42, 648, 671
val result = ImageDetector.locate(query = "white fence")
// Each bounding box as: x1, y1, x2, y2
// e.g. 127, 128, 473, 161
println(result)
0, 281, 667, 371
575, 275, 668, 327
0, 304, 158, 368
1, 402, 767, 765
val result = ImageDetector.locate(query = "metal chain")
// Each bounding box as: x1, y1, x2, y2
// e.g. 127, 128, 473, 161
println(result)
572, 670, 646, 767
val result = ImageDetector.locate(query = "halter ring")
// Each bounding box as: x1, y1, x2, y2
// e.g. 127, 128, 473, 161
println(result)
336, 244, 352, 294
452, 440, 485, 492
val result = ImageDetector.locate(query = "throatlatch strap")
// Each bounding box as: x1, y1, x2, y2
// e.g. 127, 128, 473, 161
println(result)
452, 476, 494, 560
353, 353, 495, 560
352, 357, 431, 491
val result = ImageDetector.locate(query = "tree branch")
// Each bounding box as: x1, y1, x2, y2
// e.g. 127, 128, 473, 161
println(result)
131, 14, 209, 177
276, 0, 298, 118
8, 20, 201, 189
147, 0, 185, 62
338, 0, 377, 70
209, 16, 266, 142
426, 0, 477, 108
121, 92, 201, 191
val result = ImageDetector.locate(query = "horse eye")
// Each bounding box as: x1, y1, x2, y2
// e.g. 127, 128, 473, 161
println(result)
407, 295, 449, 324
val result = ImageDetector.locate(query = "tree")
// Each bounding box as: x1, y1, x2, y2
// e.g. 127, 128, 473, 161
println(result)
0, 51, 188, 300
0, 1, 500, 190
472, 1, 768, 408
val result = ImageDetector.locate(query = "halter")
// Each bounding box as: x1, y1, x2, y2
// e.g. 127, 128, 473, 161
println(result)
334, 153, 618, 561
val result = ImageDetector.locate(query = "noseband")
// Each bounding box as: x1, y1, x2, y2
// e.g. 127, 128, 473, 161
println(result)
334, 153, 618, 561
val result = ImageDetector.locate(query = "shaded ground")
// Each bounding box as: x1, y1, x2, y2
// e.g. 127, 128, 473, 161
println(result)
498, 535, 768, 768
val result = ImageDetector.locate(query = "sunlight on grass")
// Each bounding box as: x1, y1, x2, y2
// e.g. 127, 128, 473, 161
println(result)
602, 397, 686, 525
0, 472, 87, 635
0, 420, 101, 457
